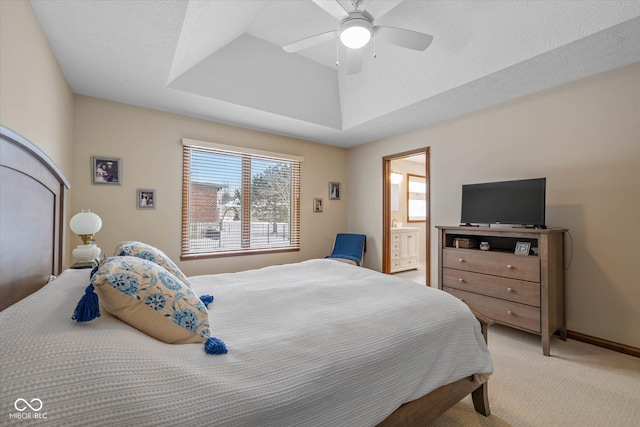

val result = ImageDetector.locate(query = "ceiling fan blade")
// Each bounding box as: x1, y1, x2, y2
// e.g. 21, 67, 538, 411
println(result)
346, 47, 363, 75
282, 30, 337, 53
375, 26, 433, 51
312, 0, 349, 20
361, 0, 402, 20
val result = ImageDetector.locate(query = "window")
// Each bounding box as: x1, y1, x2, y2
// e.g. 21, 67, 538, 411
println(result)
181, 140, 301, 259
407, 174, 427, 222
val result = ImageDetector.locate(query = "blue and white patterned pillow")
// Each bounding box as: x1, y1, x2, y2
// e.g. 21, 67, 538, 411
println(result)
73, 256, 226, 354
114, 241, 191, 288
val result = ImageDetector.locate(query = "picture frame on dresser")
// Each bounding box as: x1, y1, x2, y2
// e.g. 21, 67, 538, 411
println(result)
514, 241, 531, 256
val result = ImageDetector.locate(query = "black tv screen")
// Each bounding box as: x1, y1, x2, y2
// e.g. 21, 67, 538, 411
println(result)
461, 178, 546, 227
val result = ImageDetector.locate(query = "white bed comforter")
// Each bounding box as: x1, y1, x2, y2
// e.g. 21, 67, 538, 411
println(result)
0, 259, 492, 427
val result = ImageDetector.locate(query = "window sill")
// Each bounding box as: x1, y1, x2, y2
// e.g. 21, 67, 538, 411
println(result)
181, 247, 300, 261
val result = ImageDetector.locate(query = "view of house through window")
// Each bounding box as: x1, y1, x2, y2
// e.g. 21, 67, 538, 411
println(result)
182, 142, 300, 258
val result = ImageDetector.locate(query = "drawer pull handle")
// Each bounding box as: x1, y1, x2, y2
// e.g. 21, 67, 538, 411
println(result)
458, 258, 464, 263
507, 310, 514, 316
507, 287, 514, 293
507, 264, 513, 269
459, 278, 464, 283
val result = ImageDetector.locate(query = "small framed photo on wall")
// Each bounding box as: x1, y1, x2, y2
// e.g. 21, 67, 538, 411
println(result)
92, 156, 121, 185
514, 241, 531, 256
137, 189, 156, 209
329, 182, 341, 200
313, 198, 323, 213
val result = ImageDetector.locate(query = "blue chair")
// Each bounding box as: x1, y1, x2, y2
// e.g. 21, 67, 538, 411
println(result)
325, 233, 366, 266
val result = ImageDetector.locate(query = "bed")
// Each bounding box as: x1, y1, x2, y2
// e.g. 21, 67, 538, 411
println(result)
0, 126, 493, 426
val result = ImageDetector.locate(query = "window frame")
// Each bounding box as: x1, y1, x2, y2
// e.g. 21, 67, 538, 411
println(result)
181, 139, 302, 260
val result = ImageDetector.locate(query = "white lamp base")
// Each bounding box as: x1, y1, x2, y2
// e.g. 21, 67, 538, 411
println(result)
72, 243, 101, 263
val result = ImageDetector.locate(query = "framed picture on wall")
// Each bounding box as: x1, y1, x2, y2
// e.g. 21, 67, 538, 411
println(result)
329, 182, 341, 200
92, 156, 121, 185
137, 189, 156, 209
313, 198, 323, 213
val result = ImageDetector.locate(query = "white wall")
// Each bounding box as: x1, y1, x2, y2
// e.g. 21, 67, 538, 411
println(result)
347, 63, 640, 348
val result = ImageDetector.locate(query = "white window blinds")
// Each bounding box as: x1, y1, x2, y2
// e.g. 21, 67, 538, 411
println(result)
181, 140, 301, 258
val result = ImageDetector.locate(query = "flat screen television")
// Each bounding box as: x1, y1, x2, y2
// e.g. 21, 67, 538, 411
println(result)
461, 178, 546, 228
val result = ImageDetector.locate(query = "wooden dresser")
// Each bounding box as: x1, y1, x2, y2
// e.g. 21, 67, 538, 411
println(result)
436, 225, 567, 356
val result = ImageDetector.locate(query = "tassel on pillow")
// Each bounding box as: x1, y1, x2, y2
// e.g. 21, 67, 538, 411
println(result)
199, 294, 214, 308
71, 283, 101, 322
204, 337, 228, 355
71, 263, 101, 322
199, 295, 226, 353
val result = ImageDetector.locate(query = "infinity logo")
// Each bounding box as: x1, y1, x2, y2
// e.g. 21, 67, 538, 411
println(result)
14, 398, 43, 412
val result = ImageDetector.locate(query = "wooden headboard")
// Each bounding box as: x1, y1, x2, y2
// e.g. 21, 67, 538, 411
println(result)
0, 126, 70, 311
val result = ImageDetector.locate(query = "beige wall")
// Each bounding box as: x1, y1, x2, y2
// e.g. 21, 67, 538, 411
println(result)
347, 62, 640, 348
0, 0, 74, 179
1, 0, 74, 268
72, 96, 348, 276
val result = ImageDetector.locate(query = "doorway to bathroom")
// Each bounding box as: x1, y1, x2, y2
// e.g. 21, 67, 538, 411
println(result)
382, 148, 430, 286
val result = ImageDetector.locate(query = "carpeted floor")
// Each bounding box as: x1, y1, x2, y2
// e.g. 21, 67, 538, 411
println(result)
428, 324, 640, 426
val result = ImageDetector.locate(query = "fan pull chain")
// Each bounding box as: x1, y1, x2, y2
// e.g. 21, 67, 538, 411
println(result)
373, 31, 377, 59
336, 38, 340, 68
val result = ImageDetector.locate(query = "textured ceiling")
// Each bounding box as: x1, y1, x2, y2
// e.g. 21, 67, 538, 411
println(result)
30, 0, 640, 148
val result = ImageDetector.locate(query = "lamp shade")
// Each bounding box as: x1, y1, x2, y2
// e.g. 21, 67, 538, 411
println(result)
70, 210, 102, 235
339, 16, 372, 49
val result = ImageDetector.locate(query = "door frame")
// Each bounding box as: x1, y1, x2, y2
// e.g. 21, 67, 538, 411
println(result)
382, 148, 431, 284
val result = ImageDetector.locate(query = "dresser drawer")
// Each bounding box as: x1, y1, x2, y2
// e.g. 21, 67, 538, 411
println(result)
443, 248, 540, 282
444, 287, 541, 333
443, 268, 540, 307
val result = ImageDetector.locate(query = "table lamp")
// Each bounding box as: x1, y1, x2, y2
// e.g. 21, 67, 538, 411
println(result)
70, 209, 102, 263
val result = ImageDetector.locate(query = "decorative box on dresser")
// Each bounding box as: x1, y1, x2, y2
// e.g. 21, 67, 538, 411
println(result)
436, 225, 567, 356
390, 227, 419, 273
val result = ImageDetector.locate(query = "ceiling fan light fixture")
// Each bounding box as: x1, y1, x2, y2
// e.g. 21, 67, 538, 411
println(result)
339, 16, 372, 49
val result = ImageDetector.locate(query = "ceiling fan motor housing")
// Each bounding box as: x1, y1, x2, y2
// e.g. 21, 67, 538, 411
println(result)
339, 11, 374, 49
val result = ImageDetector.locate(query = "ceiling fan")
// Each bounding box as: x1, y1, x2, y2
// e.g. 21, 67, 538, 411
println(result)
282, 0, 433, 75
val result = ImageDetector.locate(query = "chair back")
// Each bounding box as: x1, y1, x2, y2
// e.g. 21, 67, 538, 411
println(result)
325, 233, 366, 266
